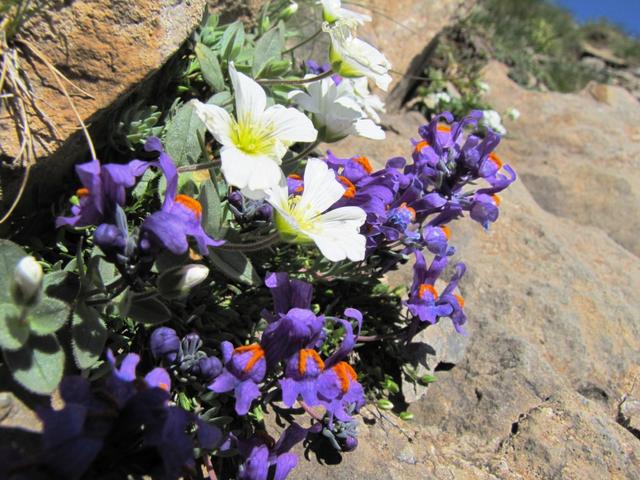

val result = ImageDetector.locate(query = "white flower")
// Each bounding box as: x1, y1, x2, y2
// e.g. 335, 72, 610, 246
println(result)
320, 0, 371, 25
324, 21, 392, 91
423, 91, 451, 110
480, 109, 507, 135
13, 256, 43, 304
505, 107, 521, 121
289, 76, 384, 143
176, 264, 210, 291
191, 63, 317, 198
346, 77, 386, 123
266, 158, 367, 262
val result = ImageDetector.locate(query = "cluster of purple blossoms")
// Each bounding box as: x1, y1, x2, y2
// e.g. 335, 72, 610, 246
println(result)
56, 137, 223, 262
2, 351, 221, 479
290, 111, 516, 336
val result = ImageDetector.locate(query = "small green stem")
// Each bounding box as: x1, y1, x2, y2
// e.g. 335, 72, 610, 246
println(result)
258, 68, 334, 86
283, 140, 321, 166
177, 159, 221, 173
218, 231, 281, 252
281, 28, 323, 55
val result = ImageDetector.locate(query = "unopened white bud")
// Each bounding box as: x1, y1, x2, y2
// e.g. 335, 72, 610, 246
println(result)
13, 256, 43, 305
281, 1, 298, 19
177, 264, 210, 291
158, 264, 210, 298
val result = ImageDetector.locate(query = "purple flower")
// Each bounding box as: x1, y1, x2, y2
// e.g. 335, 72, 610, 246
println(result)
422, 224, 454, 256
140, 138, 224, 255
469, 193, 501, 230
106, 350, 171, 392
192, 356, 223, 382
237, 424, 308, 480
264, 272, 313, 319
280, 348, 325, 407
56, 157, 151, 228
286, 173, 304, 196
437, 263, 468, 333
406, 252, 452, 324
317, 361, 365, 423
261, 308, 325, 365
208, 341, 266, 415
150, 327, 181, 363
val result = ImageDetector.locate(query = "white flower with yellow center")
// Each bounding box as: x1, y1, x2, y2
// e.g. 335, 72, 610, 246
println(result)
266, 158, 366, 262
320, 0, 371, 25
191, 63, 318, 198
289, 76, 384, 143
324, 21, 392, 91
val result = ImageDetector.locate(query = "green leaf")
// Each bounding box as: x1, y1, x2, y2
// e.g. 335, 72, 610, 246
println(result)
220, 21, 245, 60
28, 296, 70, 336
71, 302, 107, 369
261, 58, 292, 78
377, 399, 394, 410
199, 180, 224, 237
164, 103, 205, 167
208, 250, 260, 286
195, 43, 225, 91
399, 411, 414, 421
252, 24, 284, 77
419, 374, 438, 385
0, 240, 27, 303
128, 296, 171, 325
3, 335, 65, 394
0, 303, 29, 351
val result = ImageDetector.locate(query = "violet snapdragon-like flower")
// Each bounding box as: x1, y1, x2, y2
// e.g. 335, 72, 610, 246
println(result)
140, 137, 224, 255
56, 156, 151, 228
209, 341, 267, 415
280, 348, 326, 407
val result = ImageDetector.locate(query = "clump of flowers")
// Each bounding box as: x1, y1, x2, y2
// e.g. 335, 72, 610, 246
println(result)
0, 3, 517, 479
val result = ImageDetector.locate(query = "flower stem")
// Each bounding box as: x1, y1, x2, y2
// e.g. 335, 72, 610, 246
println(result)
283, 140, 320, 166
281, 28, 323, 55
258, 68, 334, 86
218, 231, 281, 252
299, 401, 324, 422
177, 159, 221, 173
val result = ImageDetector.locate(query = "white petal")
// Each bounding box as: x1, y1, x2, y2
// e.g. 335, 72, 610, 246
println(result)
309, 207, 366, 261
229, 62, 267, 122
265, 182, 290, 211
298, 158, 344, 213
220, 146, 283, 192
262, 105, 318, 144
190, 100, 233, 145
289, 90, 321, 114
372, 72, 392, 91
353, 118, 385, 140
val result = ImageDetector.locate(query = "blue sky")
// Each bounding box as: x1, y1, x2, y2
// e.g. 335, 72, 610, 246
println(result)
552, 0, 640, 36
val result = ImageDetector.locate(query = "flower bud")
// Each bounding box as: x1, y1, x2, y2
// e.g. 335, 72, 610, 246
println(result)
342, 436, 358, 452
279, 1, 298, 20
12, 256, 43, 305
158, 264, 210, 298
191, 356, 223, 382
150, 327, 180, 363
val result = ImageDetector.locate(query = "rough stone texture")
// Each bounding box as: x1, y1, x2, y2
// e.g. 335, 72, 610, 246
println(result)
0, 0, 207, 233
306, 65, 640, 478
481, 60, 640, 257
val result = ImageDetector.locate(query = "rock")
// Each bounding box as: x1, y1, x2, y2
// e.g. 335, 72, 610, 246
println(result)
481, 61, 640, 257
619, 397, 640, 438
0, 0, 208, 233
401, 320, 470, 404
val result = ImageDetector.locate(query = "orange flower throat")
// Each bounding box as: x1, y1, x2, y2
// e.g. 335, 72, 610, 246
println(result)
298, 349, 325, 375
353, 156, 373, 174
234, 344, 265, 373
440, 225, 451, 240
338, 176, 356, 199
333, 361, 357, 393
175, 194, 203, 218
76, 188, 90, 198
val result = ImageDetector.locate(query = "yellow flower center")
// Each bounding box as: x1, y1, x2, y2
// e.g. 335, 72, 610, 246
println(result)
230, 117, 276, 155
274, 196, 321, 244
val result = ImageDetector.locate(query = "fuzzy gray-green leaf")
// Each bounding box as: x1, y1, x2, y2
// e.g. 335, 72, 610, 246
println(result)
3, 335, 65, 394
208, 250, 260, 286
0, 240, 27, 303
28, 296, 70, 336
164, 103, 205, 167
71, 302, 107, 369
128, 296, 172, 325
0, 303, 29, 351
252, 24, 284, 77
196, 43, 225, 91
